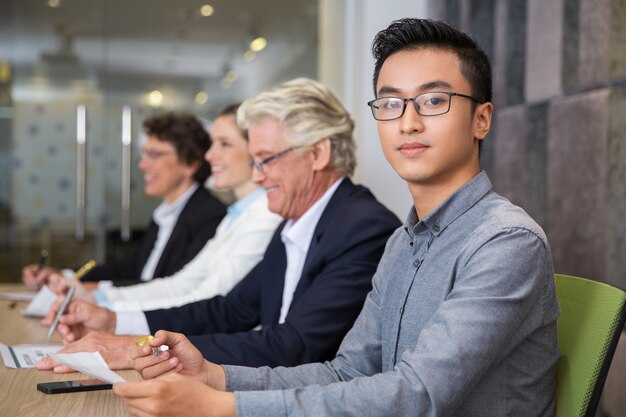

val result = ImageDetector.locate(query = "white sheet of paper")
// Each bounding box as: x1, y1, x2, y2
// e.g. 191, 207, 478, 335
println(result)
0, 291, 36, 302
0, 343, 62, 368
49, 352, 125, 384
22, 285, 58, 317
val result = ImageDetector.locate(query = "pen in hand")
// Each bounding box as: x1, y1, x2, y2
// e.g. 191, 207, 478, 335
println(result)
36, 250, 49, 274
47, 285, 76, 338
33, 250, 49, 290
136, 335, 170, 356
73, 260, 96, 280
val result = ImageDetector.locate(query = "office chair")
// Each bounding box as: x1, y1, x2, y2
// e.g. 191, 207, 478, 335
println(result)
554, 273, 626, 417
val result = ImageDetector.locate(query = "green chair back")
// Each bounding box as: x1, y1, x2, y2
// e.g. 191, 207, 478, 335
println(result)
555, 273, 626, 417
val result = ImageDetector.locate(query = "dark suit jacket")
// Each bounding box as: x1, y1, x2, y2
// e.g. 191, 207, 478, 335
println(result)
83, 186, 226, 284
145, 178, 401, 367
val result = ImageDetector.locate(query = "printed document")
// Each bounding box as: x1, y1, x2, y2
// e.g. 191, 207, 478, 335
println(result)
0, 343, 62, 368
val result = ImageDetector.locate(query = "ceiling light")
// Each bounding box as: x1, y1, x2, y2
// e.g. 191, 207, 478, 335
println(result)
225, 70, 238, 82
195, 91, 208, 105
148, 90, 163, 107
48, 0, 61, 7
249, 36, 267, 52
200, 4, 214, 17
220, 79, 232, 90
243, 50, 256, 62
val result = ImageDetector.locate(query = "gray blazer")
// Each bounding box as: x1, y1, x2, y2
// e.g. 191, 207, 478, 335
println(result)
226, 172, 559, 417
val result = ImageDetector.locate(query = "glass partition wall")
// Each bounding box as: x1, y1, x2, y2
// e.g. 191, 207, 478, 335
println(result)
0, 0, 317, 281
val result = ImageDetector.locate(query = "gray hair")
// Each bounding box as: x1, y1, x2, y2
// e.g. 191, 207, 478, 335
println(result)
237, 78, 356, 177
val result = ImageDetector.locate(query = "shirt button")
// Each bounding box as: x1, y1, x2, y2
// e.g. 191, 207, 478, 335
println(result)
413, 260, 421, 268
433, 224, 440, 232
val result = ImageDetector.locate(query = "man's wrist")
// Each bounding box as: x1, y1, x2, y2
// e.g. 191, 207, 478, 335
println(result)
205, 361, 226, 391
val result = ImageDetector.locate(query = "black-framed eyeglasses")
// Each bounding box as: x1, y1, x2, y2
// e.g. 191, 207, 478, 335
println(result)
367, 91, 483, 121
140, 148, 176, 160
249, 146, 301, 173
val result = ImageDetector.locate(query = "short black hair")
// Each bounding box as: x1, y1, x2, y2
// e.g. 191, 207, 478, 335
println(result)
142, 112, 211, 183
372, 18, 492, 104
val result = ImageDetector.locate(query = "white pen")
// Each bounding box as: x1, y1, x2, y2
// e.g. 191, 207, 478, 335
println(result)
136, 335, 169, 356
47, 285, 76, 338
151, 345, 169, 356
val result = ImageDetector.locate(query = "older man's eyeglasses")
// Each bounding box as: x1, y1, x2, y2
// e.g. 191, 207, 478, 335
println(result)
367, 91, 483, 121
249, 146, 301, 173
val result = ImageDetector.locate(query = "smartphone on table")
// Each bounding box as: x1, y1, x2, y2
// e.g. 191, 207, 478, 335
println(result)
37, 378, 112, 394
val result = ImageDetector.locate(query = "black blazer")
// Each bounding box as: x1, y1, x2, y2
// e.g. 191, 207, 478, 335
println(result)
83, 186, 226, 284
145, 178, 401, 367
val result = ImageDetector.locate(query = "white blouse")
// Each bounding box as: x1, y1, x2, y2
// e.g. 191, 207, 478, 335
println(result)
98, 191, 282, 311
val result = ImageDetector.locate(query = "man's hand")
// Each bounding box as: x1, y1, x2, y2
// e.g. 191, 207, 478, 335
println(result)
22, 264, 59, 291
130, 330, 226, 390
36, 332, 137, 373
42, 299, 116, 343
113, 373, 235, 417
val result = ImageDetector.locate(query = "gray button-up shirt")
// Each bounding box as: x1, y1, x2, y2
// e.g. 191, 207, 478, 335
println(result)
225, 171, 560, 417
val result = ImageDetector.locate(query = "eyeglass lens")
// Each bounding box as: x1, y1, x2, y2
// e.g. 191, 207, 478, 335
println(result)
370, 92, 454, 120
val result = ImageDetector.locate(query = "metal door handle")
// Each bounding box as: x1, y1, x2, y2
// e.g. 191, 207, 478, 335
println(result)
75, 105, 86, 240
121, 105, 132, 241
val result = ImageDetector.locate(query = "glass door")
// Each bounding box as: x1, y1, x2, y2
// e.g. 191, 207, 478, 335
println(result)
0, 0, 163, 278
1, 0, 109, 278
0, 0, 318, 281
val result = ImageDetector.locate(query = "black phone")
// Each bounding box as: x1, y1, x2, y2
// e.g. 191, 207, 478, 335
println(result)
37, 378, 113, 394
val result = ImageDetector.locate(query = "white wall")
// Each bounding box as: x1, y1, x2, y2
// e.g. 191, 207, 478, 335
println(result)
319, 0, 429, 220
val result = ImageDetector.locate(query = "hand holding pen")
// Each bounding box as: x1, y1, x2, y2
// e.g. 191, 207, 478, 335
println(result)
22, 250, 52, 291
42, 297, 117, 343
47, 259, 97, 297
130, 330, 216, 385
47, 285, 76, 338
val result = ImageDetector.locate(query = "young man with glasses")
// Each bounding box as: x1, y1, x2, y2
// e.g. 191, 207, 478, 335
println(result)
43, 78, 400, 371
23, 112, 226, 288
113, 19, 559, 417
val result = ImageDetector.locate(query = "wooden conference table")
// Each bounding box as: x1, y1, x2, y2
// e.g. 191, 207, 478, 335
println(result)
0, 284, 141, 416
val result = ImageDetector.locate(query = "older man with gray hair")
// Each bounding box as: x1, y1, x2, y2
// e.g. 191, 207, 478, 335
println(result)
46, 77, 400, 369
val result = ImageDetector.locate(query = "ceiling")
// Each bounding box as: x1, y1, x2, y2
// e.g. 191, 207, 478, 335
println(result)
1, 0, 319, 108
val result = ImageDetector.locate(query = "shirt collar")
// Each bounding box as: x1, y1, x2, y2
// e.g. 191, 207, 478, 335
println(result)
153, 183, 199, 226
281, 177, 345, 253
227, 187, 265, 219
404, 171, 492, 238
